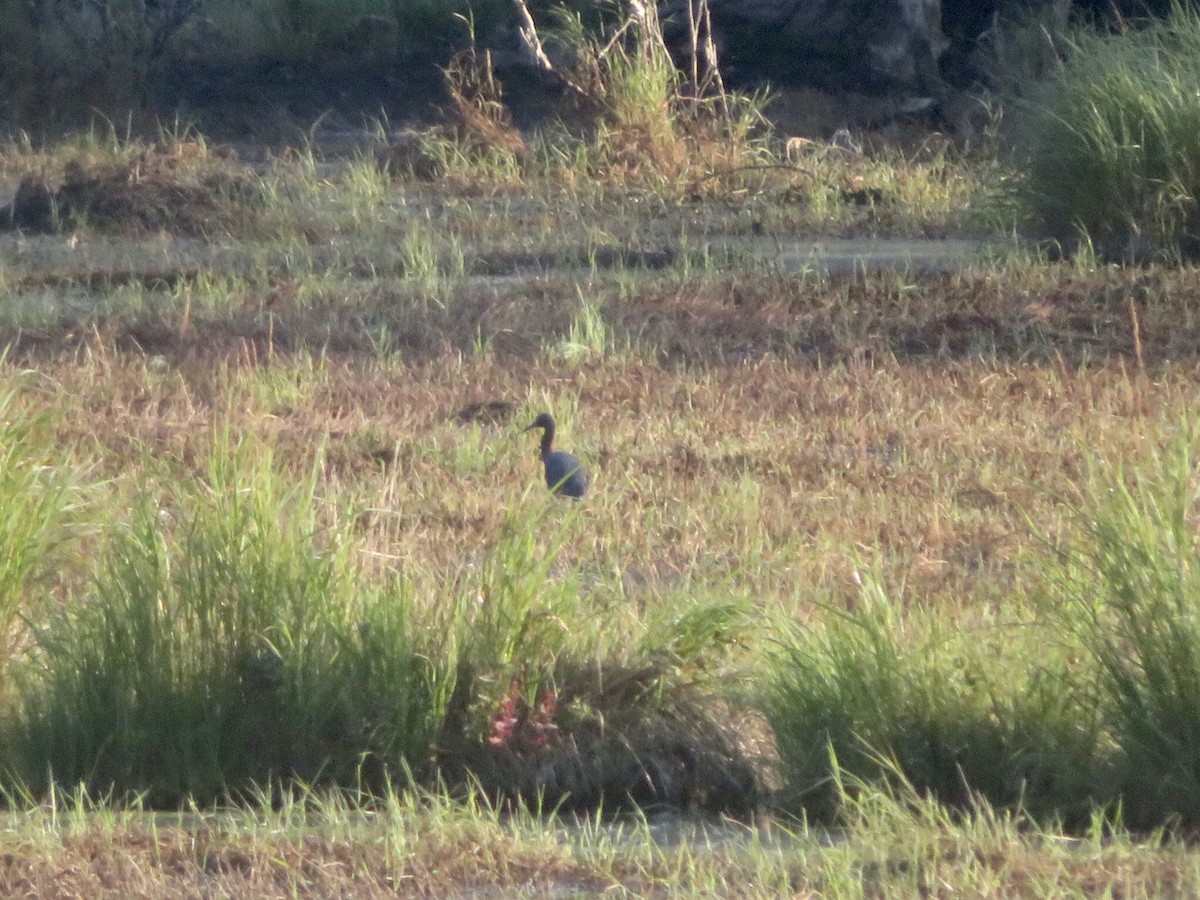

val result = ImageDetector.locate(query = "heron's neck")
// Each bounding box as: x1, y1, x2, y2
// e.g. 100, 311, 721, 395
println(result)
540, 427, 555, 455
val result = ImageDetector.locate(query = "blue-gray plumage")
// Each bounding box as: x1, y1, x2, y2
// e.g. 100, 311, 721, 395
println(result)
524, 412, 587, 498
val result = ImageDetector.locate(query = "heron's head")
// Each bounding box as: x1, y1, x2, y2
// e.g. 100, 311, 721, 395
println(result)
525, 412, 555, 432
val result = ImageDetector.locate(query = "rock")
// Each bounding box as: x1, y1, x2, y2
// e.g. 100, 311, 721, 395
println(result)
3, 174, 59, 232
660, 0, 947, 95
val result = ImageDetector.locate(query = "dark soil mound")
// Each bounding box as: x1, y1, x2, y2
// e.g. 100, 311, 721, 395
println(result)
436, 662, 762, 818
1, 142, 264, 236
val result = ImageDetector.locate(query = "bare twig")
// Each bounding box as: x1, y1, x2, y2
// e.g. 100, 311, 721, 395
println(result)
597, 2, 647, 61
511, 0, 556, 74
510, 0, 590, 97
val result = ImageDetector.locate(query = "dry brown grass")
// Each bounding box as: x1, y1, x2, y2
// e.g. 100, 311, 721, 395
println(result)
2, 798, 1199, 898
0, 807, 609, 899
13, 259, 1197, 625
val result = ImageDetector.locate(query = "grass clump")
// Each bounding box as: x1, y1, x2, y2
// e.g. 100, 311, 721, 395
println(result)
765, 431, 1200, 832
0, 377, 84, 672
404, 0, 772, 195
763, 572, 1099, 826
1043, 433, 1200, 830
433, 509, 759, 815
1009, 3, 1200, 261
563, 2, 771, 192
8, 430, 437, 806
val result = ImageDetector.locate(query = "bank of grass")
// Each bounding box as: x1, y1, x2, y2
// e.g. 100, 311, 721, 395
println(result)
764, 431, 1200, 834
399, 2, 986, 225
0, 412, 755, 812
1008, 2, 1200, 261
1, 779, 1199, 897
2, 282, 1200, 821
1, 0, 987, 252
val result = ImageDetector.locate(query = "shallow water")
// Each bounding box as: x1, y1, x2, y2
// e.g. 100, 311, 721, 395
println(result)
0, 231, 985, 282
750, 236, 983, 276
556, 808, 829, 851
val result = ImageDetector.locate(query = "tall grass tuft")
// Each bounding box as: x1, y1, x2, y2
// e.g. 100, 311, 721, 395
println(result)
1042, 434, 1200, 829
574, 1, 771, 189
424, 0, 771, 192
1008, 3, 1200, 261
433, 507, 759, 814
763, 574, 1098, 825
8, 430, 436, 806
434, 506, 590, 753
0, 377, 83, 673
553, 288, 614, 364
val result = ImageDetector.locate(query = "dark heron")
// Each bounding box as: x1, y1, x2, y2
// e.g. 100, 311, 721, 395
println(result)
524, 412, 587, 498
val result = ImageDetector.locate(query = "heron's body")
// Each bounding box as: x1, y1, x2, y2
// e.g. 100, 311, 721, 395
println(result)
525, 413, 587, 498
542, 448, 587, 498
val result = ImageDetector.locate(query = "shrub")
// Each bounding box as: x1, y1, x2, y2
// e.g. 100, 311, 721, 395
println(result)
1042, 435, 1200, 830
1008, 4, 1200, 261
763, 575, 1099, 825
8, 431, 436, 805
0, 0, 207, 113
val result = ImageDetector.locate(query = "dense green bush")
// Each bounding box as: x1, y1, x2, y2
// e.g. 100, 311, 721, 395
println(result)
1044, 436, 1200, 830
7, 433, 437, 805
1009, 4, 1200, 261
763, 576, 1100, 826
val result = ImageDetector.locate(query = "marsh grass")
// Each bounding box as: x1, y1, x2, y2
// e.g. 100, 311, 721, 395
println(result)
763, 571, 1100, 826
429, 505, 759, 814
1042, 433, 1200, 830
9, 428, 437, 805
553, 288, 618, 364
402, 0, 774, 196
1009, 3, 1200, 260
398, 214, 468, 308
0, 377, 85, 671
765, 427, 1200, 831
2, 773, 1199, 897
571, 1, 772, 191
0, 247, 1199, 882
7, 27, 1200, 880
